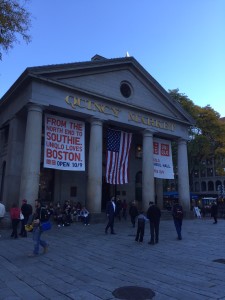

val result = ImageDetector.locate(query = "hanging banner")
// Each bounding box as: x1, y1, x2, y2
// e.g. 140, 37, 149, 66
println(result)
44, 114, 85, 171
153, 138, 174, 179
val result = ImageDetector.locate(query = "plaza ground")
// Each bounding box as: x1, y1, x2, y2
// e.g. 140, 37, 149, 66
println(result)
0, 216, 225, 300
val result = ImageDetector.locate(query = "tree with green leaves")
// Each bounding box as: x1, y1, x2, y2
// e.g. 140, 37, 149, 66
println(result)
0, 0, 31, 60
169, 89, 225, 189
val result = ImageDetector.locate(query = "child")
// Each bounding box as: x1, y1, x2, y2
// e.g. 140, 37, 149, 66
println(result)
135, 211, 148, 242
80, 207, 90, 226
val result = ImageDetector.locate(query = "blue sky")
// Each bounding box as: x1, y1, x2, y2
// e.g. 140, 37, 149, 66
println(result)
1, 0, 224, 116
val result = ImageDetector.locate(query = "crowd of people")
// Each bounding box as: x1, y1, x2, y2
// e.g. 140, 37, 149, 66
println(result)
104, 196, 184, 244
0, 196, 220, 256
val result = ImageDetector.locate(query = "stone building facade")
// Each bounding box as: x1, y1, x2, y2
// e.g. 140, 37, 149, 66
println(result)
0, 55, 194, 213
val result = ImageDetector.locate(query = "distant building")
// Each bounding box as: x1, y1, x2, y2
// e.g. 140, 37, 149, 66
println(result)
192, 157, 225, 198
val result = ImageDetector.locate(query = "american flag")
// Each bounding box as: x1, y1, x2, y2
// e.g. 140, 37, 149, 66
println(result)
106, 128, 132, 184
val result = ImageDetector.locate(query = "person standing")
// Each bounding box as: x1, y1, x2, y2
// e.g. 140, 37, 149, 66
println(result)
129, 202, 138, 228
105, 197, 116, 234
80, 206, 90, 225
122, 199, 128, 220
172, 200, 184, 240
147, 201, 161, 245
28, 199, 48, 257
0, 202, 6, 238
10, 203, 21, 239
20, 199, 33, 237
211, 201, 218, 224
135, 211, 148, 243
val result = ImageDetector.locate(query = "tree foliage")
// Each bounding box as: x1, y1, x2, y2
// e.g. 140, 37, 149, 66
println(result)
169, 89, 225, 180
0, 0, 31, 59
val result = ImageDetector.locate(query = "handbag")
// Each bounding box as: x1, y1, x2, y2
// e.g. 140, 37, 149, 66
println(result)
25, 224, 33, 232
20, 212, 24, 220
40, 221, 52, 231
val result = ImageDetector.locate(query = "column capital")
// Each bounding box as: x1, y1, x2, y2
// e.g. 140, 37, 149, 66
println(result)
27, 103, 43, 114
88, 117, 103, 127
178, 138, 188, 146
142, 129, 153, 138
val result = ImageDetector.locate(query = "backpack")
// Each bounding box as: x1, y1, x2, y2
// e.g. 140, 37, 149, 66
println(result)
40, 207, 50, 222
173, 205, 183, 220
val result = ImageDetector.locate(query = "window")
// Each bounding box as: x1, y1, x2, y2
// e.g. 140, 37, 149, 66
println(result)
207, 168, 213, 177
216, 180, 222, 191
208, 181, 214, 191
195, 182, 200, 192
194, 170, 199, 178
206, 158, 213, 165
120, 81, 132, 98
200, 169, 206, 177
201, 181, 206, 191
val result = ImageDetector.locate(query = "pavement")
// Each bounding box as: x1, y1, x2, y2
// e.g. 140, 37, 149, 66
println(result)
0, 216, 225, 300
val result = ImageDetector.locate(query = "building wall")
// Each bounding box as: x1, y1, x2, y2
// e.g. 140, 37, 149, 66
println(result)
0, 57, 193, 212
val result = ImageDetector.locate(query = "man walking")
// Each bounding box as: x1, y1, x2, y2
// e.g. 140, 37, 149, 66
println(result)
28, 199, 49, 257
147, 201, 161, 245
105, 197, 116, 234
172, 199, 184, 240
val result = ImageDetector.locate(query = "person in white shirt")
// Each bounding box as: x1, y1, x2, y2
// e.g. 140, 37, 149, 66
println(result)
0, 202, 6, 237
80, 207, 90, 225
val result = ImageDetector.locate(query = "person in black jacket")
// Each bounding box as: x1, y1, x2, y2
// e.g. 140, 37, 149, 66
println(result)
172, 200, 184, 240
105, 197, 116, 234
211, 201, 218, 224
129, 202, 138, 228
147, 201, 161, 245
20, 199, 33, 237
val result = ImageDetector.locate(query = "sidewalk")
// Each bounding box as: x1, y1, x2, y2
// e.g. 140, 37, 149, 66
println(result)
0, 217, 225, 300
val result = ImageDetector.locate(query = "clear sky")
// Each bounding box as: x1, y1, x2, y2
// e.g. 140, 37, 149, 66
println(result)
1, 0, 224, 116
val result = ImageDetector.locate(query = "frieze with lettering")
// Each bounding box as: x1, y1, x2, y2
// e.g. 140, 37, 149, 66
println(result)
65, 95, 175, 131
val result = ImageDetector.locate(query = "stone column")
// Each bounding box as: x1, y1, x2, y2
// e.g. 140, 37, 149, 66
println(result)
19, 104, 43, 207
177, 139, 190, 212
155, 178, 163, 209
142, 130, 154, 212
3, 116, 25, 209
86, 118, 103, 213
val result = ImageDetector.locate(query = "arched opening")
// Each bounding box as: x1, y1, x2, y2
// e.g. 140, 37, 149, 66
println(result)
216, 180, 222, 191
195, 182, 200, 192
201, 181, 206, 192
208, 181, 214, 191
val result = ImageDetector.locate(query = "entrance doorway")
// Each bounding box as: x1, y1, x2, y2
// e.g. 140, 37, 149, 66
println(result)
39, 164, 54, 203
135, 171, 142, 202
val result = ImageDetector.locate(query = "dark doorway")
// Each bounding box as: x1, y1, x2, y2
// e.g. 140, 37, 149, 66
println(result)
38, 164, 54, 203
102, 176, 111, 211
135, 171, 142, 202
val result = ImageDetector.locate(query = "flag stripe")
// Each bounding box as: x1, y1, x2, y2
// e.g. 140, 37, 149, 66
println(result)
106, 129, 132, 184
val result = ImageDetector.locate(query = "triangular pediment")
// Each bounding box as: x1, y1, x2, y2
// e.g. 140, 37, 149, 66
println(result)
2, 56, 194, 125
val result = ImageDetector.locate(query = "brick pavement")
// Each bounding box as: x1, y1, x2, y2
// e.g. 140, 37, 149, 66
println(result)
0, 217, 225, 300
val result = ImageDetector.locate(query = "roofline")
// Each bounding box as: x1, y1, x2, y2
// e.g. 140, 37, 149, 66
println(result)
0, 55, 195, 124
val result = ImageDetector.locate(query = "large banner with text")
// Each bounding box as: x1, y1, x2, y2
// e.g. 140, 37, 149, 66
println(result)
153, 138, 174, 179
44, 114, 85, 171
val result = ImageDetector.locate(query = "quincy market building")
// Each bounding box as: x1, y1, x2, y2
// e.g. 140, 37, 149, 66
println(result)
0, 55, 194, 214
